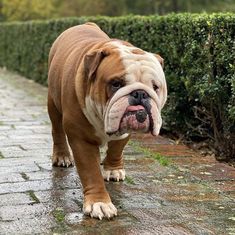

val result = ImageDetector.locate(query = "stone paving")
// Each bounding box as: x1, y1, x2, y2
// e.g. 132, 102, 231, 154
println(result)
0, 68, 235, 235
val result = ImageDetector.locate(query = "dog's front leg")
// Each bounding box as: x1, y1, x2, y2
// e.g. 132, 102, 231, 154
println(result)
66, 133, 117, 220
103, 136, 130, 182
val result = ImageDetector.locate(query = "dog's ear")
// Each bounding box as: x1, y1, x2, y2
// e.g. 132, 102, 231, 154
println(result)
154, 54, 164, 68
84, 50, 106, 81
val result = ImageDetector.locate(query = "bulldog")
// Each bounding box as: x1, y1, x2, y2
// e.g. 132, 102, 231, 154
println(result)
47, 22, 167, 220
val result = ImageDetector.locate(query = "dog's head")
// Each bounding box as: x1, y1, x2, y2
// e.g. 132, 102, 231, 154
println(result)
82, 40, 167, 138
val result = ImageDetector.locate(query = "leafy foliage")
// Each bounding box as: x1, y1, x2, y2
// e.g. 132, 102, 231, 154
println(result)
1, 0, 235, 22
0, 14, 234, 160
1, 0, 56, 21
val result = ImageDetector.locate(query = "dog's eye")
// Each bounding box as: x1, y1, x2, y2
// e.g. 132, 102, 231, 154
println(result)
153, 84, 159, 92
110, 80, 123, 91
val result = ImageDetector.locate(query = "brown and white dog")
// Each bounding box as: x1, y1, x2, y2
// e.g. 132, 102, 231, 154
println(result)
47, 22, 167, 220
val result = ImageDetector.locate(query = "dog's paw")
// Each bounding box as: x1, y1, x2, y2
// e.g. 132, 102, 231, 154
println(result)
103, 169, 125, 182
52, 154, 74, 167
83, 202, 117, 220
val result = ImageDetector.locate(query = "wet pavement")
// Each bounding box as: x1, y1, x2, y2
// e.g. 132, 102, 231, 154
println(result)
0, 68, 235, 235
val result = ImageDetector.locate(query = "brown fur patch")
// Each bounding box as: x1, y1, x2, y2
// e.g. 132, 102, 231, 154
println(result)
121, 41, 132, 47
154, 54, 164, 68
131, 49, 145, 55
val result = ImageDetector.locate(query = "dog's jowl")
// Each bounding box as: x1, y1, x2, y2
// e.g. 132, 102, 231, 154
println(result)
47, 22, 167, 220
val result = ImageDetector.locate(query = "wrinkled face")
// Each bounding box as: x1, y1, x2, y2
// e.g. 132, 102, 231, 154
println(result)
83, 40, 167, 139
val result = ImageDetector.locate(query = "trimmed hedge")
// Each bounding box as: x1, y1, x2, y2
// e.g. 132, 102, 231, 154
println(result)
0, 14, 234, 160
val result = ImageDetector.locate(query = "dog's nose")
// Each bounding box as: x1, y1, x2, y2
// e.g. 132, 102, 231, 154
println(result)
130, 90, 149, 104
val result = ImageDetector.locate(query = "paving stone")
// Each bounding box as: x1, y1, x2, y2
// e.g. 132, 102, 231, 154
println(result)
2, 121, 46, 126
0, 192, 34, 206
0, 163, 40, 174
24, 171, 53, 181
0, 172, 26, 184
0, 156, 50, 167
0, 149, 51, 158
213, 180, 235, 193
0, 204, 52, 221
7, 134, 51, 141
0, 138, 49, 147
14, 125, 49, 130
0, 145, 24, 153
3, 129, 34, 136
0, 179, 53, 194
20, 143, 51, 150
0, 125, 15, 130
0, 217, 55, 235
35, 189, 82, 204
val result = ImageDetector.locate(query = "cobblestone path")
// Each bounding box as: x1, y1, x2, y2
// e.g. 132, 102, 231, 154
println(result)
0, 69, 235, 235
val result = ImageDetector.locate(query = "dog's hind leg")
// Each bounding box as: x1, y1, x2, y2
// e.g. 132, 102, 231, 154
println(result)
47, 93, 74, 167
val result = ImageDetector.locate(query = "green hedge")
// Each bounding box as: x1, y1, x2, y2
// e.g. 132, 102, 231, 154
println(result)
0, 14, 234, 160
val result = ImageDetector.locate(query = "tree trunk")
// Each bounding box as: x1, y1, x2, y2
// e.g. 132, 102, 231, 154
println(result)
172, 0, 178, 12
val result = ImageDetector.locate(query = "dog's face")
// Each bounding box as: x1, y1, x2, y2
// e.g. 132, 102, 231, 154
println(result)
83, 40, 167, 139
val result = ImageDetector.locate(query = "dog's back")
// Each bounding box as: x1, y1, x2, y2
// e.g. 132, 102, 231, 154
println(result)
48, 23, 109, 112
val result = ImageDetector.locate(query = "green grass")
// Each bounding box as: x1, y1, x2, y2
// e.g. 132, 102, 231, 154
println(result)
129, 140, 170, 166
151, 152, 170, 166
28, 190, 40, 204
20, 172, 30, 180
31, 114, 37, 118
0, 151, 4, 159
52, 207, 66, 223
125, 175, 135, 185
43, 120, 50, 125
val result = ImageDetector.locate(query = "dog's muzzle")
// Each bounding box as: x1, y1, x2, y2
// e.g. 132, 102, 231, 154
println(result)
118, 89, 153, 135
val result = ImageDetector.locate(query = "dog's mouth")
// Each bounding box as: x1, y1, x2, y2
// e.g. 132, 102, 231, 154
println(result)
115, 105, 153, 135
105, 88, 161, 137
